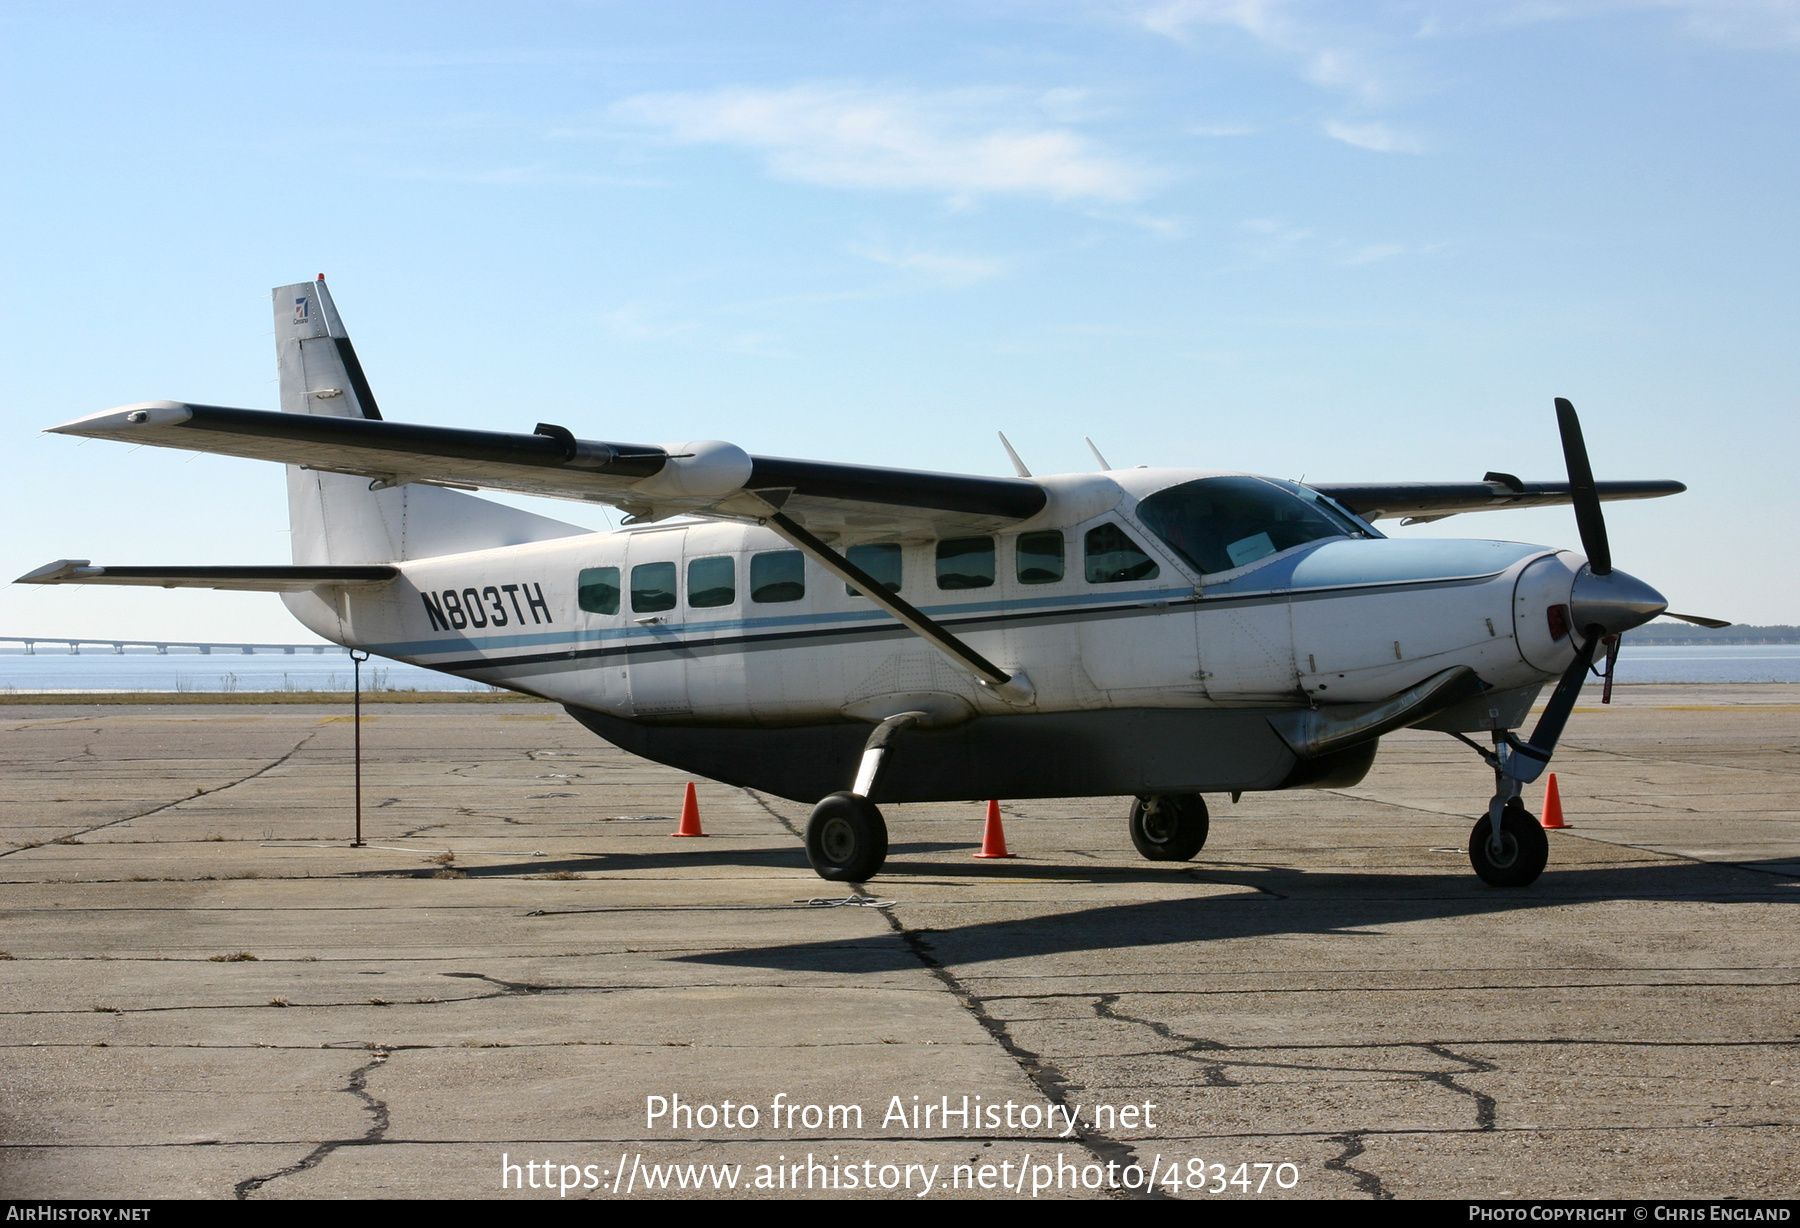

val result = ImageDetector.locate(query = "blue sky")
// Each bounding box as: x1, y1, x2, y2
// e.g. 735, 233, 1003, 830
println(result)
3, 0, 1796, 640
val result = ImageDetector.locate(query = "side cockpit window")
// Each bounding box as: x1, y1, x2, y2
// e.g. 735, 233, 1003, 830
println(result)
577, 567, 619, 615
1136, 476, 1365, 576
1084, 523, 1160, 583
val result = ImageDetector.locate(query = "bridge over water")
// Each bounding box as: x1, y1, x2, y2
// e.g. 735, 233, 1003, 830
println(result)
0, 635, 347, 656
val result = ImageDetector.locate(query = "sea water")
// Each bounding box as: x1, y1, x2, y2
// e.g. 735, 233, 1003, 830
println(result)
1594, 642, 1800, 685
0, 648, 495, 693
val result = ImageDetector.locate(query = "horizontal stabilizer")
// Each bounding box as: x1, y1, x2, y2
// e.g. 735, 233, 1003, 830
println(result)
15, 560, 399, 592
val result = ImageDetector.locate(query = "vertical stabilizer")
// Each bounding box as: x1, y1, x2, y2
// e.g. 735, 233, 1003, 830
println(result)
280, 277, 383, 421
276, 277, 588, 571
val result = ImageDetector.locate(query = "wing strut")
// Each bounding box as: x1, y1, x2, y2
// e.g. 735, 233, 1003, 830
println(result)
755, 505, 1035, 706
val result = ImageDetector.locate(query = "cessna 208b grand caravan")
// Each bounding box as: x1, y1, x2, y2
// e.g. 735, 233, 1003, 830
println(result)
21, 278, 1726, 887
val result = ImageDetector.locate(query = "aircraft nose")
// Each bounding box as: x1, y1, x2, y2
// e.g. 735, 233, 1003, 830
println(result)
1569, 567, 1667, 637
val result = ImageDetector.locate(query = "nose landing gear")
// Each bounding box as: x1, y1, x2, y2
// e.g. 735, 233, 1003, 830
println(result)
1467, 798, 1548, 887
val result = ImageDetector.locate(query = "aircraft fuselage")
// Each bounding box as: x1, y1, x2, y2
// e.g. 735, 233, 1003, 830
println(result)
279, 468, 1587, 802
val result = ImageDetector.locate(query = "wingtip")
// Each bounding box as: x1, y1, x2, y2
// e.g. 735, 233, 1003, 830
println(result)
15, 559, 92, 584
44, 401, 193, 435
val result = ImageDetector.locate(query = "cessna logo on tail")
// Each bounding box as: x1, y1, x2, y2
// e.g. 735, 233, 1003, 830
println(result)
421, 583, 551, 632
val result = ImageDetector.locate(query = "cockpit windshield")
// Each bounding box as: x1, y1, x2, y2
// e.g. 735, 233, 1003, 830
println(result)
1135, 476, 1376, 576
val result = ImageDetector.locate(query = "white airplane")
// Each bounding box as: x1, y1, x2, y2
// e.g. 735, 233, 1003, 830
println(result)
20, 278, 1726, 887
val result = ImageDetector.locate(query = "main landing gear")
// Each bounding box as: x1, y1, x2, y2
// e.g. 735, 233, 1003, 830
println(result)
805, 792, 889, 882
1129, 793, 1209, 861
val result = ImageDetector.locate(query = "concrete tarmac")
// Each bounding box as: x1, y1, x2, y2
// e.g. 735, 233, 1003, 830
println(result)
1, 686, 1795, 1201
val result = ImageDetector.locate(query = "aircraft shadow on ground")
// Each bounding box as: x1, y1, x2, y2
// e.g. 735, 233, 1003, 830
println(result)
669, 857, 1798, 974
351, 841, 976, 878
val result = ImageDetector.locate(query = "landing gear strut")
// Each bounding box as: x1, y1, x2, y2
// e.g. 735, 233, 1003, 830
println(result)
1129, 793, 1209, 861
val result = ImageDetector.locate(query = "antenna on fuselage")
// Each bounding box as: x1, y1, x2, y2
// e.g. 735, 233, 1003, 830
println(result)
1084, 437, 1113, 471
997, 432, 1032, 478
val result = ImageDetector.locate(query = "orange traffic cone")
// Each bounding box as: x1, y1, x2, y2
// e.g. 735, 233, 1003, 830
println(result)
672, 782, 707, 837
973, 799, 1017, 859
1540, 773, 1568, 829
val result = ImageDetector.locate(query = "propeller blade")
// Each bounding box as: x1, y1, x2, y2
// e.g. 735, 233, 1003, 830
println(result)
1665, 612, 1732, 629
1601, 634, 1620, 705
1555, 397, 1612, 576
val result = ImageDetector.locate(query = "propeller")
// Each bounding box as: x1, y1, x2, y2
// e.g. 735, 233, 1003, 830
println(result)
1474, 400, 1731, 852
1665, 612, 1732, 630
1502, 399, 1718, 770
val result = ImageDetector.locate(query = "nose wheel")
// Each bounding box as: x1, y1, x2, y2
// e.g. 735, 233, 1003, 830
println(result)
1129, 793, 1209, 861
805, 791, 889, 881
1468, 799, 1548, 887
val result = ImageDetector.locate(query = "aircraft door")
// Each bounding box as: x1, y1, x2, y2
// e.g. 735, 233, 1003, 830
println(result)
1075, 521, 1202, 696
622, 529, 692, 719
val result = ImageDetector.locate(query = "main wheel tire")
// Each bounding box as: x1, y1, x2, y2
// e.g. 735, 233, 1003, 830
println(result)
805, 791, 889, 881
1468, 799, 1549, 888
1129, 793, 1209, 861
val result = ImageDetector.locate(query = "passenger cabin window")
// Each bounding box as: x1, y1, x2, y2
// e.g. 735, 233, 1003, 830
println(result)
630, 561, 678, 613
1085, 523, 1160, 584
936, 537, 995, 590
1016, 531, 1064, 584
577, 567, 620, 615
687, 556, 735, 608
1135, 476, 1368, 576
750, 550, 805, 603
845, 543, 902, 597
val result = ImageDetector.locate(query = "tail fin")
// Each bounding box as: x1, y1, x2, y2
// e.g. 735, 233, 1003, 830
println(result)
278, 276, 383, 421
277, 276, 587, 566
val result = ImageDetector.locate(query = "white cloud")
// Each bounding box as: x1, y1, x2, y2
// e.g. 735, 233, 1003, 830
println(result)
1238, 216, 1314, 259
1336, 242, 1409, 265
598, 304, 701, 343
1324, 119, 1425, 153
1129, 0, 1393, 101
850, 245, 1010, 288
611, 86, 1156, 203
1624, 0, 1800, 47
1401, 1, 1800, 49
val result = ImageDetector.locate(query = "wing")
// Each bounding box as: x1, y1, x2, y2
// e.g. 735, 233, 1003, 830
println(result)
48, 401, 1047, 540
1313, 475, 1687, 523
14, 560, 398, 591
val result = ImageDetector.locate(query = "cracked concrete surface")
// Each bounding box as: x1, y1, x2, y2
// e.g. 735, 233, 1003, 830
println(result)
0, 686, 1795, 1200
